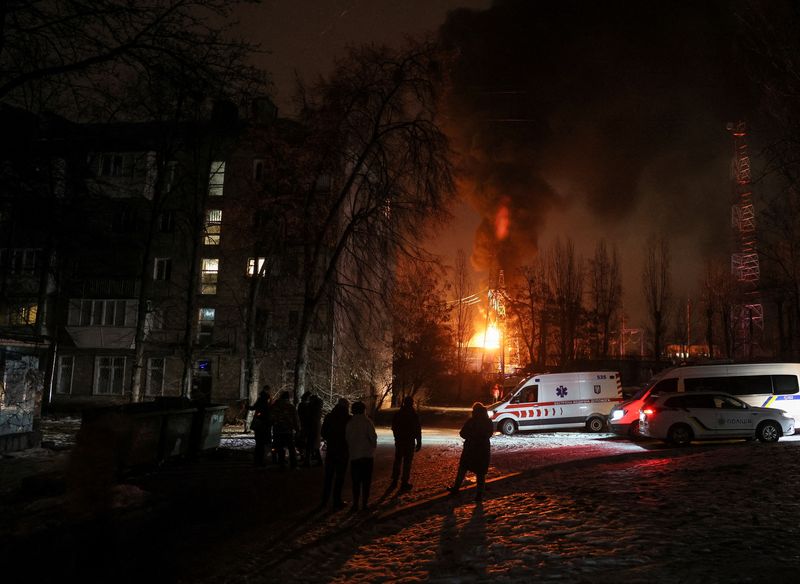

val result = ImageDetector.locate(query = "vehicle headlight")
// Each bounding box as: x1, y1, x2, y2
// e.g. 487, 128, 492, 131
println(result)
610, 410, 624, 421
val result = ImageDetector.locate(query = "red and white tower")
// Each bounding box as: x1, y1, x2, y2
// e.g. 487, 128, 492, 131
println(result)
728, 121, 763, 358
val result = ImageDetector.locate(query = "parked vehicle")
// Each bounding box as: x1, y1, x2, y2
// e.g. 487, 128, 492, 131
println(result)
489, 371, 622, 435
638, 391, 795, 445
609, 362, 800, 437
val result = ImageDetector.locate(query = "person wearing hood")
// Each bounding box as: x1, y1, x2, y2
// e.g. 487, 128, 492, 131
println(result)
389, 396, 422, 492
448, 402, 495, 501
345, 400, 377, 512
320, 398, 351, 510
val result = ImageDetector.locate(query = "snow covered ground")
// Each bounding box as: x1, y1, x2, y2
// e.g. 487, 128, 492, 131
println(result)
7, 418, 800, 582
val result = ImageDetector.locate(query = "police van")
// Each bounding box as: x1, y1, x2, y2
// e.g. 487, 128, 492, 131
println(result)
490, 371, 622, 435
608, 362, 800, 437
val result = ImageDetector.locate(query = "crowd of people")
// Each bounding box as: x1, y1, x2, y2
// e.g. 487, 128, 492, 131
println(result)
245, 385, 493, 511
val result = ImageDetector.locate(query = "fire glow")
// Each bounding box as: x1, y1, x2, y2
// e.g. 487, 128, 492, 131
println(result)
469, 323, 501, 350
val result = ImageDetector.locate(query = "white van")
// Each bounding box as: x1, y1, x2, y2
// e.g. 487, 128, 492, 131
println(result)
490, 371, 622, 435
608, 362, 800, 436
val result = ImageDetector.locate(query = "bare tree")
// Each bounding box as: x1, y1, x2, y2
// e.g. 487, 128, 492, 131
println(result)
390, 258, 452, 404
508, 256, 551, 367
451, 249, 474, 399
588, 240, 622, 358
642, 235, 671, 360
0, 0, 263, 113
287, 42, 454, 402
549, 238, 584, 366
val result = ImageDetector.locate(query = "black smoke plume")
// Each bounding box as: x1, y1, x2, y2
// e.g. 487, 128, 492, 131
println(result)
439, 0, 759, 275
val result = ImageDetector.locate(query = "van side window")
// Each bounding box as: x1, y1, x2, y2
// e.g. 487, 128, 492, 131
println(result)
683, 394, 715, 408
511, 385, 538, 404
652, 378, 677, 393
684, 375, 771, 396
772, 375, 799, 395
523, 385, 538, 403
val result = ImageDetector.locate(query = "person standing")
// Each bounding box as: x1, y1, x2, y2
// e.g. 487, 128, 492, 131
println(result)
299, 392, 324, 466
345, 400, 377, 512
271, 391, 300, 469
390, 396, 421, 492
448, 402, 495, 501
246, 386, 272, 466
320, 398, 351, 510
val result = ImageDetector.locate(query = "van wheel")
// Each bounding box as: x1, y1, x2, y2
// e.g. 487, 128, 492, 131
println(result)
586, 416, 605, 433
667, 424, 693, 446
756, 421, 781, 443
499, 419, 517, 436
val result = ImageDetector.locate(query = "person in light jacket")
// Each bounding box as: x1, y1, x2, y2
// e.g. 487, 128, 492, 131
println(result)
448, 402, 494, 501
345, 401, 377, 512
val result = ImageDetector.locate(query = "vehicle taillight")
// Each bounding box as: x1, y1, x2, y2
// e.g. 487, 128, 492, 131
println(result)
641, 407, 656, 417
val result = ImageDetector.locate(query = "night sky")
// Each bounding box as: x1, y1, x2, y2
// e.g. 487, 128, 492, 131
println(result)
235, 0, 764, 329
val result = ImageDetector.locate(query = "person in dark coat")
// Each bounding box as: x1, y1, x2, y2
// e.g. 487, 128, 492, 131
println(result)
320, 398, 351, 510
271, 391, 300, 469
246, 386, 272, 466
389, 396, 422, 492
448, 402, 495, 501
299, 392, 323, 466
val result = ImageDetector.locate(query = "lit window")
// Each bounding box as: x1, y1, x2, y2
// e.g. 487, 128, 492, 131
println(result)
95, 356, 126, 395
9, 303, 37, 325
208, 161, 225, 196
57, 356, 74, 394
201, 259, 219, 294
204, 209, 222, 245
154, 258, 172, 281
146, 357, 165, 396
247, 257, 267, 276
198, 308, 215, 344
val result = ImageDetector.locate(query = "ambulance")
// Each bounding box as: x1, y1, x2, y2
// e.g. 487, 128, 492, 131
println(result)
489, 371, 623, 435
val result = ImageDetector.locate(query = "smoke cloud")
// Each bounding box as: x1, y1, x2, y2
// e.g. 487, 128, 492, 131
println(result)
439, 0, 759, 277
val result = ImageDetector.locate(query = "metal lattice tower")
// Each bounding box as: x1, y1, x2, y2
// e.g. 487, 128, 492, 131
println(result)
727, 121, 763, 355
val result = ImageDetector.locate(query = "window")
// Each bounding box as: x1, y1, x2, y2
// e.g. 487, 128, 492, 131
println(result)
247, 257, 266, 276
650, 377, 678, 395
112, 206, 136, 233
57, 356, 74, 394
9, 303, 37, 325
198, 308, 215, 344
146, 358, 165, 396
208, 161, 225, 196
1, 249, 42, 274
684, 375, 772, 396
253, 159, 265, 180
74, 299, 127, 326
512, 385, 538, 404
165, 161, 177, 193
153, 258, 172, 281
200, 259, 219, 294
99, 153, 124, 177
204, 209, 222, 245
158, 210, 175, 233
95, 356, 126, 395
773, 375, 799, 395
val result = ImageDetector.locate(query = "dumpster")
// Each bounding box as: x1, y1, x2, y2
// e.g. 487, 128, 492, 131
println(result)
193, 405, 227, 452
80, 401, 198, 471
159, 407, 197, 460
